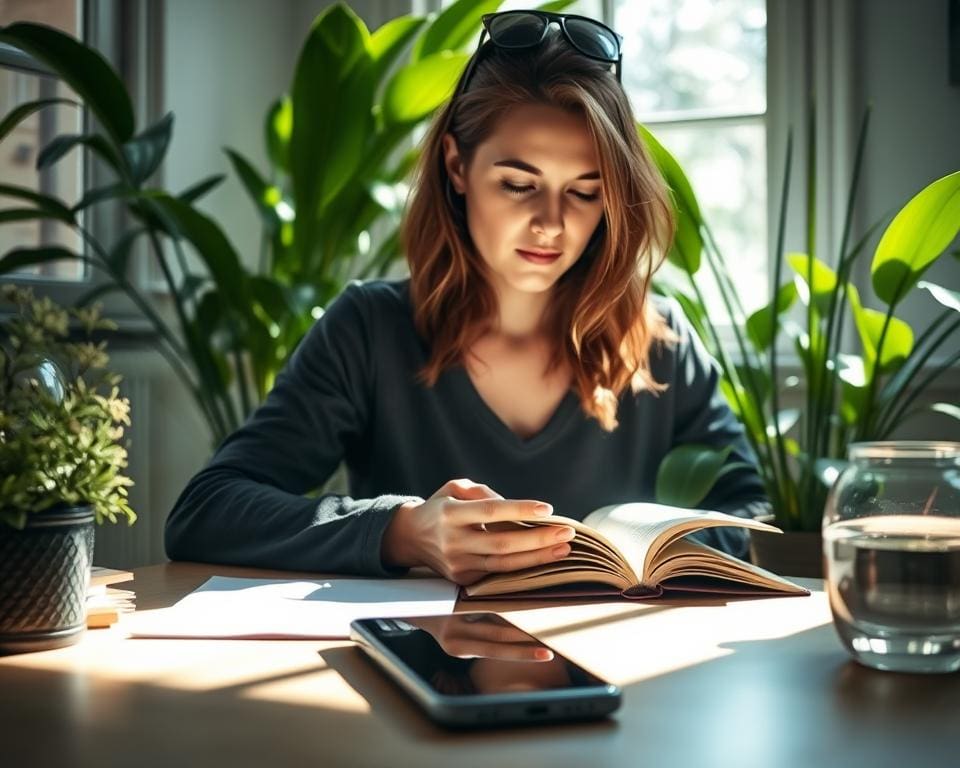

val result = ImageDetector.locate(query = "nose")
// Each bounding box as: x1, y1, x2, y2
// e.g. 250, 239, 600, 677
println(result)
531, 195, 564, 239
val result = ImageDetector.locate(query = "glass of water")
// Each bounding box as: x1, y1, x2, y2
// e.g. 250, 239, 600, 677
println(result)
823, 441, 960, 673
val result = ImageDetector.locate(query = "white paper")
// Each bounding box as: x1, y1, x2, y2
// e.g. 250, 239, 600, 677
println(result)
125, 575, 458, 640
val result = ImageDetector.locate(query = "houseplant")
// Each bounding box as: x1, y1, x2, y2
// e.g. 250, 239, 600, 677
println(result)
0, 1, 575, 448
642, 111, 960, 575
0, 285, 135, 653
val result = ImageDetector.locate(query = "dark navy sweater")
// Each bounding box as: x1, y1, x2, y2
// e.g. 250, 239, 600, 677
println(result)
165, 279, 768, 575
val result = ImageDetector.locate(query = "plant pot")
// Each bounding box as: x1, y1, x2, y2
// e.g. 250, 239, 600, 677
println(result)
749, 517, 823, 579
0, 506, 94, 654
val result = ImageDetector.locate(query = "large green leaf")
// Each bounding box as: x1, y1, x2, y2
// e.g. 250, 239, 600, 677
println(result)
264, 96, 292, 173
847, 283, 914, 374
746, 280, 797, 351
787, 252, 836, 316
0, 207, 73, 226
370, 16, 427, 87
665, 207, 702, 275
0, 246, 81, 275
0, 22, 134, 145
0, 97, 78, 144
224, 149, 277, 227
291, 4, 375, 261
382, 51, 469, 125
917, 280, 960, 313
655, 444, 734, 508
0, 182, 73, 221
123, 112, 174, 184
412, 0, 498, 62
36, 132, 126, 177
138, 193, 250, 313
179, 174, 226, 204
871, 170, 960, 306
637, 123, 703, 224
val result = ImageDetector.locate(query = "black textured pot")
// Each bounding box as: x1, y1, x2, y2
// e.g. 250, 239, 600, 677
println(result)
749, 525, 823, 578
0, 506, 94, 654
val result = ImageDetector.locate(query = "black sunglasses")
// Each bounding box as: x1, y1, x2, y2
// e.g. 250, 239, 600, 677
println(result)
456, 10, 624, 97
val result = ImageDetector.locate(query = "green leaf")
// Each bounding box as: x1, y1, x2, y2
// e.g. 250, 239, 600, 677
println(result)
917, 280, 960, 314
179, 174, 226, 204
746, 280, 797, 351
637, 123, 703, 224
536, 0, 581, 11
122, 112, 173, 185
787, 252, 836, 315
36, 132, 126, 177
72, 181, 132, 213
224, 149, 275, 222
291, 4, 375, 258
0, 97, 78, 144
139, 193, 250, 314
655, 444, 734, 508
370, 16, 427, 87
412, 0, 498, 62
264, 96, 292, 173
871, 170, 960, 306
665, 207, 702, 275
0, 246, 81, 275
930, 403, 960, 422
0, 22, 134, 145
0, 207, 73, 225
75, 282, 122, 308
0, 182, 73, 221
846, 283, 915, 374
105, 227, 144, 275
383, 51, 469, 125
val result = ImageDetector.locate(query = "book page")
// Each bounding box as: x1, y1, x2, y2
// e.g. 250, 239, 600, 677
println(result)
648, 538, 808, 594
583, 502, 782, 586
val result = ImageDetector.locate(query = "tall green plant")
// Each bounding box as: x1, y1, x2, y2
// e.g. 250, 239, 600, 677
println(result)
643, 112, 960, 531
0, 2, 575, 447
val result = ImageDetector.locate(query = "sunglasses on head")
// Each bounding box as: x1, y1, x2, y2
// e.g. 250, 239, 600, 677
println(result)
455, 10, 624, 97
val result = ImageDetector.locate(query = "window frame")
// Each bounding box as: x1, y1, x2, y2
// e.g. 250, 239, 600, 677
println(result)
0, 0, 165, 331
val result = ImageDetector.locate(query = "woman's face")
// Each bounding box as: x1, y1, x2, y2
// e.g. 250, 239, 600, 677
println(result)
443, 103, 605, 302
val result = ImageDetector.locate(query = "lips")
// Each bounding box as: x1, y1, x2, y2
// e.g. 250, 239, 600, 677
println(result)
516, 248, 562, 264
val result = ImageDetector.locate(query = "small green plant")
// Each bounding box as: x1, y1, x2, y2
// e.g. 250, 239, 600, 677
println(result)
0, 284, 135, 529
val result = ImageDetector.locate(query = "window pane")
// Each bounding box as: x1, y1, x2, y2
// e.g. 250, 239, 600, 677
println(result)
650, 120, 768, 313
0, 0, 85, 281
0, 0, 80, 35
616, 0, 766, 119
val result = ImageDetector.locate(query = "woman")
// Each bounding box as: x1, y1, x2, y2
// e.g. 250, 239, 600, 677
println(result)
165, 10, 768, 583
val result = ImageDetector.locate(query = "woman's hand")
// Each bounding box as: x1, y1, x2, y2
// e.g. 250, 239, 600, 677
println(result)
381, 478, 575, 585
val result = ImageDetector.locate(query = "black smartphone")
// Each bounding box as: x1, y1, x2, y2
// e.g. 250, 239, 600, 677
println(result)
349, 611, 621, 729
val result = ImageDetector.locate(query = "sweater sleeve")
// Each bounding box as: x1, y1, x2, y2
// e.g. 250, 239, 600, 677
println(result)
164, 283, 422, 576
660, 300, 771, 558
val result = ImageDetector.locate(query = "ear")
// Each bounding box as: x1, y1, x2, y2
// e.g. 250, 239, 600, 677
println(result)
442, 133, 467, 194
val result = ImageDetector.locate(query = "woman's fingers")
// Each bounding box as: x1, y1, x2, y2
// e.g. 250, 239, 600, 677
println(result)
469, 524, 575, 555
464, 541, 572, 574
450, 497, 554, 525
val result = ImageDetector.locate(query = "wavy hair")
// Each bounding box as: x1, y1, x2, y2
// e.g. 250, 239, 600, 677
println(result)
402, 28, 676, 431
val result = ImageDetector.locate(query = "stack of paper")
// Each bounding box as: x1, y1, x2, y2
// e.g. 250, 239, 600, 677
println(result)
125, 576, 458, 640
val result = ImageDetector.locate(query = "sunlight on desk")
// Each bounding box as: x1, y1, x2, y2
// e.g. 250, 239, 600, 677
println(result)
497, 589, 832, 686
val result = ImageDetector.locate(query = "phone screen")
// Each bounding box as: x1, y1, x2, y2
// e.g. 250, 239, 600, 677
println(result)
356, 612, 609, 697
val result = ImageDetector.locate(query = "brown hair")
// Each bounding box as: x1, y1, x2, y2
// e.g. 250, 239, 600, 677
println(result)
402, 29, 676, 431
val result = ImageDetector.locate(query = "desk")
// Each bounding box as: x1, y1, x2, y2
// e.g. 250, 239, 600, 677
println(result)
1, 562, 958, 767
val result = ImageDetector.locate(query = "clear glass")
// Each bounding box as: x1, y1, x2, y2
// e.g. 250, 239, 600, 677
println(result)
823, 441, 960, 673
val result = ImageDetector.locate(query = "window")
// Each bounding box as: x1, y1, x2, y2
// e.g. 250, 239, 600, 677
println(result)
615, 0, 768, 313
0, 0, 85, 281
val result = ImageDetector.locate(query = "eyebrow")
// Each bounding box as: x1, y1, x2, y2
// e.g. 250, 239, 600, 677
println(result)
493, 158, 600, 181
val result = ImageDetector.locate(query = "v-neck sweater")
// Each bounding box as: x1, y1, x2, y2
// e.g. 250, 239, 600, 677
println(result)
165, 278, 769, 576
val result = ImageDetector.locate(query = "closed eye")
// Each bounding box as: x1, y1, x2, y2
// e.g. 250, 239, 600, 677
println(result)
499, 181, 600, 202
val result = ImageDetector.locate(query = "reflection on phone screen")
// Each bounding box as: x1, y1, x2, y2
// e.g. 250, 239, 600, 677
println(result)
371, 613, 604, 696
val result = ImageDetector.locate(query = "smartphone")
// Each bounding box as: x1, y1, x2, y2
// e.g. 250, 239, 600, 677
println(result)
349, 611, 621, 728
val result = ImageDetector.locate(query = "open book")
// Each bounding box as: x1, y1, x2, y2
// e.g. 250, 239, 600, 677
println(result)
463, 502, 808, 599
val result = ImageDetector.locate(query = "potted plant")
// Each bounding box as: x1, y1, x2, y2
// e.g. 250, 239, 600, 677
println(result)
0, 285, 135, 653
642, 112, 960, 576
